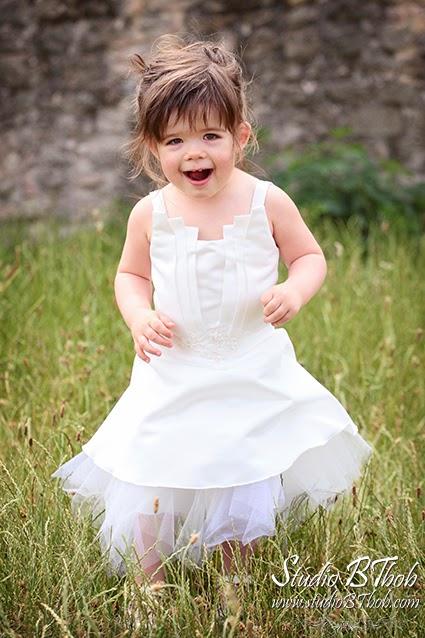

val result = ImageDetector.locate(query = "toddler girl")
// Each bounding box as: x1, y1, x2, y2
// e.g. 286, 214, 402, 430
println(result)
51, 34, 372, 591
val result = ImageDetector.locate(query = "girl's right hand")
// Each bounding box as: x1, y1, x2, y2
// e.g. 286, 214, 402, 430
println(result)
130, 309, 175, 363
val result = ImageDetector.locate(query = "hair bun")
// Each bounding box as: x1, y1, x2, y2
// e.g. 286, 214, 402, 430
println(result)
203, 45, 227, 66
128, 53, 148, 76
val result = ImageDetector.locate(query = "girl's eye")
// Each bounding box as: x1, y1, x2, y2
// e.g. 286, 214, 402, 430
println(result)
165, 133, 220, 145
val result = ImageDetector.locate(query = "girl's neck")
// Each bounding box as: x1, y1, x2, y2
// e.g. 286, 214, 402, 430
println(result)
161, 171, 259, 227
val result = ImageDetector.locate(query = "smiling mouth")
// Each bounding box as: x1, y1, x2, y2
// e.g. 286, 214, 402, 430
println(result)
183, 168, 213, 183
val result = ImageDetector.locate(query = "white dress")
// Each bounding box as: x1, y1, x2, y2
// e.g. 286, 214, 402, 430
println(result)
51, 178, 373, 577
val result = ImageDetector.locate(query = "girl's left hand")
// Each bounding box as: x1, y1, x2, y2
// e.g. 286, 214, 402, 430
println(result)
260, 282, 303, 327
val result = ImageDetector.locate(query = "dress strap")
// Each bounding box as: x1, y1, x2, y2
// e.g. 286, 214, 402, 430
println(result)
149, 188, 166, 216
250, 179, 271, 210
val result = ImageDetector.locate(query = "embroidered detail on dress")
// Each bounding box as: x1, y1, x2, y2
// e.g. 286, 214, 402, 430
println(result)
174, 326, 240, 361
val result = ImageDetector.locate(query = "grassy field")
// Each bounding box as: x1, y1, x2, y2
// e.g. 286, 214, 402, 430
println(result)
0, 207, 424, 637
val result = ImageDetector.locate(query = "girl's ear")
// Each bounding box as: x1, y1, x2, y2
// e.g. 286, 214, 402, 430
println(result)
237, 121, 251, 149
147, 139, 160, 159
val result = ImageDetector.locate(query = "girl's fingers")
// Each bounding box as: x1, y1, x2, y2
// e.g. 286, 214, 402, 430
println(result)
133, 314, 176, 362
158, 322, 174, 345
146, 323, 174, 347
139, 335, 162, 356
158, 313, 176, 329
264, 303, 285, 323
135, 343, 150, 363
264, 299, 282, 318
275, 309, 292, 325
156, 313, 175, 333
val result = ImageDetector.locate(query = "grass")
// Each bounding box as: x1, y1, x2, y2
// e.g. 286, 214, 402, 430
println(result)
0, 205, 424, 637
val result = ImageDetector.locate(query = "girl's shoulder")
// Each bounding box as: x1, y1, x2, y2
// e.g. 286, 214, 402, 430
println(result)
262, 179, 302, 220
126, 193, 155, 244
262, 179, 325, 268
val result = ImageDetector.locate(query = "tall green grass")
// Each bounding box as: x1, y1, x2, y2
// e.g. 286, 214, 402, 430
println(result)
0, 208, 423, 637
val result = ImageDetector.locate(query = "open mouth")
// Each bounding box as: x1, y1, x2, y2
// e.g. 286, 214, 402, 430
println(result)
183, 168, 213, 184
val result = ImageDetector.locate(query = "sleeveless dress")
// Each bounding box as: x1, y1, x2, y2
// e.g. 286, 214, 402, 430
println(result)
51, 178, 373, 577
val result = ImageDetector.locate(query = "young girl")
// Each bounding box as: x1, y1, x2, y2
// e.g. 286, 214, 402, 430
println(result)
51, 35, 373, 592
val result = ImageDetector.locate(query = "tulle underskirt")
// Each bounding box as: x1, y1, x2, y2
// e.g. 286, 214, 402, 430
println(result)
51, 427, 371, 577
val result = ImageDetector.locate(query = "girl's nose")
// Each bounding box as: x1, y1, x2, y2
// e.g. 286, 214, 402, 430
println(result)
183, 148, 207, 160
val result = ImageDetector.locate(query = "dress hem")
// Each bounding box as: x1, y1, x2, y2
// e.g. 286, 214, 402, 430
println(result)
69, 420, 373, 491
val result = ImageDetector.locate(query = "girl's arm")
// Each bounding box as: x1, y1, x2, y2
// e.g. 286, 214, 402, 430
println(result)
266, 184, 327, 307
114, 197, 154, 331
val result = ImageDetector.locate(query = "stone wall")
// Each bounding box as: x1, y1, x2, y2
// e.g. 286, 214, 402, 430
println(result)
1, 0, 424, 219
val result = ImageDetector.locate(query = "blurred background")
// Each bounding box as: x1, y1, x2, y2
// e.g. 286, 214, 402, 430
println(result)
1, 0, 424, 233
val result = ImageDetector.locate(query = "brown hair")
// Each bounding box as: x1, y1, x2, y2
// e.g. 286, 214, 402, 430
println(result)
121, 34, 259, 186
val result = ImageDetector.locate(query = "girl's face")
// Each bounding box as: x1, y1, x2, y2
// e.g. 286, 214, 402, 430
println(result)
151, 110, 251, 199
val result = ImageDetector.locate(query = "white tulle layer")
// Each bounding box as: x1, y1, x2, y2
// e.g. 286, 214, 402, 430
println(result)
51, 427, 371, 577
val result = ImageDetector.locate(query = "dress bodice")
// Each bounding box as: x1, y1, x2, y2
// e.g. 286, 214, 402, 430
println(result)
195, 243, 225, 329
149, 178, 280, 364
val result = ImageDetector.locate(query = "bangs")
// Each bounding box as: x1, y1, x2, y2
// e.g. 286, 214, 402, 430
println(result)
144, 74, 239, 142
